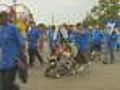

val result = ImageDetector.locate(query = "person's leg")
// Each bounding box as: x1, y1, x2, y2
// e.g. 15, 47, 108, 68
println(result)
28, 49, 35, 67
110, 47, 115, 64
103, 46, 110, 64
93, 44, 98, 62
0, 70, 3, 90
76, 51, 87, 74
81, 51, 92, 75
35, 49, 43, 64
117, 43, 120, 51
96, 49, 103, 63
94, 44, 101, 63
76, 50, 83, 64
83, 52, 90, 64
2, 67, 19, 90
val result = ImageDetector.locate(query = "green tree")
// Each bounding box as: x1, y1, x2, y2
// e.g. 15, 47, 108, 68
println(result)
83, 0, 120, 26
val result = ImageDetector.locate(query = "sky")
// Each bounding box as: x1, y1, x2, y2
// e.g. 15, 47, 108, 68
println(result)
0, 0, 98, 25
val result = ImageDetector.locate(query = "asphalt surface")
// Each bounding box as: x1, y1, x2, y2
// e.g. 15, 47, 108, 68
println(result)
20, 51, 120, 90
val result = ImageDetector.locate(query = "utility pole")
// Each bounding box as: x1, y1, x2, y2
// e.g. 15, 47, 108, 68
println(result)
51, 13, 54, 25
12, 0, 17, 22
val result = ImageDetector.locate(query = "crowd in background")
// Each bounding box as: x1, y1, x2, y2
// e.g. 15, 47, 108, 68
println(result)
27, 22, 120, 64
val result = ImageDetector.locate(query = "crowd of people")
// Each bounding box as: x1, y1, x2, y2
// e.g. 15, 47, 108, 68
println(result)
0, 7, 120, 90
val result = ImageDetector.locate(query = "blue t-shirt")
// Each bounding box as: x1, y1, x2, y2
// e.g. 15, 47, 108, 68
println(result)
27, 27, 41, 49
78, 29, 90, 52
69, 31, 80, 48
47, 29, 55, 42
69, 30, 90, 52
47, 29, 61, 45
0, 23, 25, 70
107, 32, 118, 48
92, 29, 104, 45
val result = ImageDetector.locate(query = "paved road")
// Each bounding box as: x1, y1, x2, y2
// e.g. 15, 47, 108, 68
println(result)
20, 51, 120, 90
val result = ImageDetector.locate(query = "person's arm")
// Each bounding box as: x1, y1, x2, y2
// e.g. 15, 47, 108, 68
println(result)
13, 26, 28, 65
14, 27, 26, 51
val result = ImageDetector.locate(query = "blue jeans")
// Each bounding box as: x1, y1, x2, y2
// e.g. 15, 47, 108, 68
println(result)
104, 47, 115, 64
0, 67, 19, 90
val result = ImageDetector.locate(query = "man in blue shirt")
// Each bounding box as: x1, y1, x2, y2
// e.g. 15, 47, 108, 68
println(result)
0, 11, 27, 90
47, 25, 61, 52
69, 27, 79, 46
92, 26, 104, 52
75, 23, 91, 66
103, 29, 118, 64
27, 22, 43, 67
91, 25, 104, 62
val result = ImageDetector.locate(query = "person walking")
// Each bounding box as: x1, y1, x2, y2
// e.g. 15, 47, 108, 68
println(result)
27, 22, 43, 67
0, 11, 27, 90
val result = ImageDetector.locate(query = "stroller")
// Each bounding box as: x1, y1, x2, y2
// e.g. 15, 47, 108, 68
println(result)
44, 42, 76, 78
